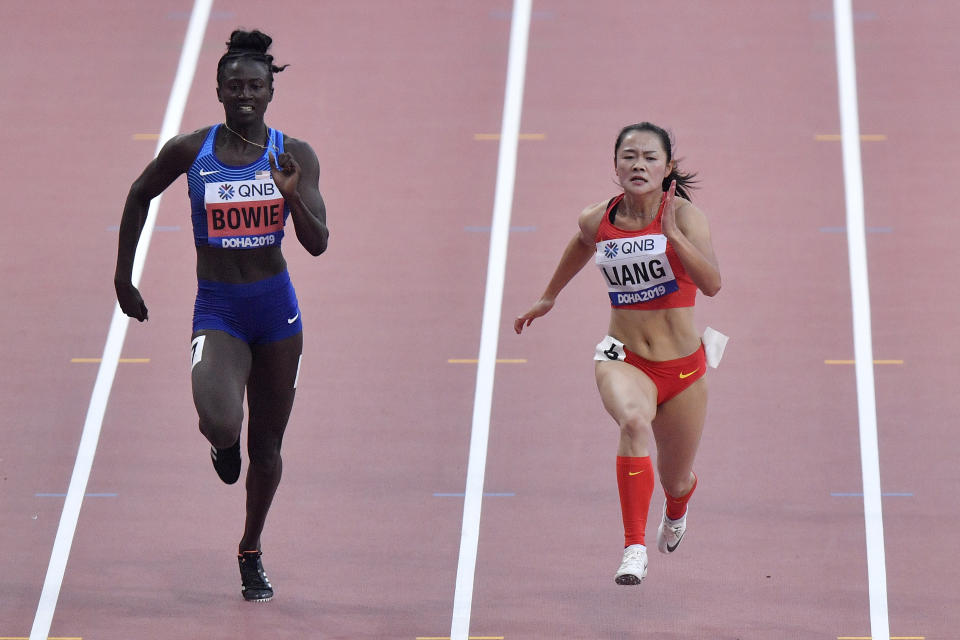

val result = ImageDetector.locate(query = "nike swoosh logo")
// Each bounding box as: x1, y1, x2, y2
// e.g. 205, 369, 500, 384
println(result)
667, 531, 684, 552
628, 471, 643, 476
199, 169, 219, 176
287, 312, 299, 324
678, 369, 699, 379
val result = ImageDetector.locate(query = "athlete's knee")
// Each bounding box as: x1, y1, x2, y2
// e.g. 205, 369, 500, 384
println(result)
618, 411, 653, 444
248, 437, 283, 470
197, 407, 243, 448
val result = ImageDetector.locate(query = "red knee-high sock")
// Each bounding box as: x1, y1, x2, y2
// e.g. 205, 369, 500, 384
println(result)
616, 456, 655, 547
664, 472, 698, 520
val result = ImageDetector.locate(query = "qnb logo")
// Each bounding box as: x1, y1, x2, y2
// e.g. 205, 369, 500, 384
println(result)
218, 184, 235, 200
603, 241, 619, 259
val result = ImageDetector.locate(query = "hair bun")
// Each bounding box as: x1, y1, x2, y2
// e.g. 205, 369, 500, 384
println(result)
226, 29, 272, 54
217, 28, 288, 84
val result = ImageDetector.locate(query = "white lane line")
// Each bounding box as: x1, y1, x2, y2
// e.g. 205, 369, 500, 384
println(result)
449, 1, 532, 639
29, 2, 212, 638
832, 2, 890, 639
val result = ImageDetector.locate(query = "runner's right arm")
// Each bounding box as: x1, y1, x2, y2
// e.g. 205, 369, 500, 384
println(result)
514, 203, 603, 334
114, 133, 202, 321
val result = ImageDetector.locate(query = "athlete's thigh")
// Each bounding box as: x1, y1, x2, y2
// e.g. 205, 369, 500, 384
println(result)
246, 331, 303, 435
651, 377, 708, 481
594, 360, 658, 425
191, 329, 252, 420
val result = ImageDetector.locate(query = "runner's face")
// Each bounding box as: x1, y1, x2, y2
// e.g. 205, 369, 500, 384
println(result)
217, 59, 273, 122
615, 130, 673, 196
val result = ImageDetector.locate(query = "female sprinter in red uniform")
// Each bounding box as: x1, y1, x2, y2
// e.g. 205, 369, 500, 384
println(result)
515, 122, 720, 585
114, 29, 328, 601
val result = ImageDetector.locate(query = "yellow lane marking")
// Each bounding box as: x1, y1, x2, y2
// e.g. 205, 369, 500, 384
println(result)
825, 360, 903, 365
448, 359, 527, 364
473, 133, 545, 141
133, 133, 160, 140
71, 358, 150, 364
815, 134, 887, 141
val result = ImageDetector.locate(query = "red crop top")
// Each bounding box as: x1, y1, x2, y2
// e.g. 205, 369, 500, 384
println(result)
594, 194, 697, 310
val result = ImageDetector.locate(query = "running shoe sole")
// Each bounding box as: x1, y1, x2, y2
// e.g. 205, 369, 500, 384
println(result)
614, 547, 648, 585
239, 551, 274, 602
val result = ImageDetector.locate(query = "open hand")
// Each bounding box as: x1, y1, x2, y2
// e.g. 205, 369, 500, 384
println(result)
514, 297, 555, 334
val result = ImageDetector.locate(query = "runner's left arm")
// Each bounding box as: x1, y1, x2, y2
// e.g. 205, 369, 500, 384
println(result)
660, 182, 721, 296
269, 138, 328, 256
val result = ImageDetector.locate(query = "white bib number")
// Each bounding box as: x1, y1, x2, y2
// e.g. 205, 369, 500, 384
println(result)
596, 234, 678, 306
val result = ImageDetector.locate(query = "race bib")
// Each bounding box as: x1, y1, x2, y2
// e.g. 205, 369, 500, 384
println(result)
594, 336, 626, 362
596, 234, 678, 306
204, 179, 285, 248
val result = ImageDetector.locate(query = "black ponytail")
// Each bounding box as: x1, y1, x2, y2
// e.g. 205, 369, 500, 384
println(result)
216, 29, 289, 86
614, 122, 698, 201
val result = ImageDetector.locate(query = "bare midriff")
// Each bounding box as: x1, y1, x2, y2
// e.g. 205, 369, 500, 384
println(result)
195, 245, 288, 283
607, 305, 700, 361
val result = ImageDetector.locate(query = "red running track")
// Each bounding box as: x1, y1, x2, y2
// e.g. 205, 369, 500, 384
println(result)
2, 2, 958, 639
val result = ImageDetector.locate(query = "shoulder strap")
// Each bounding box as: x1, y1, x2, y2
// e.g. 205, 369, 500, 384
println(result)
269, 128, 285, 154
605, 194, 623, 224
199, 125, 219, 156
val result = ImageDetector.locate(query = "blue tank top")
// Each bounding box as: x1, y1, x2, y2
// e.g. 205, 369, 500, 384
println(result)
187, 125, 290, 248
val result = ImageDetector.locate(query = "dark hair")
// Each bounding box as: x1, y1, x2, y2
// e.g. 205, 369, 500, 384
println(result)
216, 29, 289, 86
614, 122, 698, 201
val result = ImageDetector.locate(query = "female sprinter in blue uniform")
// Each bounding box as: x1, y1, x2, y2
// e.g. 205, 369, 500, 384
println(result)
114, 29, 328, 602
514, 122, 720, 586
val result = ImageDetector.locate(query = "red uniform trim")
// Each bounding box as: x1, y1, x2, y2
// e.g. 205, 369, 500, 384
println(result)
622, 343, 707, 405
596, 194, 697, 309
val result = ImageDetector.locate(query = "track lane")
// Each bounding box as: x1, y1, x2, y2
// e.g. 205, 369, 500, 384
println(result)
852, 4, 960, 638
0, 3, 196, 635
33, 3, 516, 638
479, 2, 879, 637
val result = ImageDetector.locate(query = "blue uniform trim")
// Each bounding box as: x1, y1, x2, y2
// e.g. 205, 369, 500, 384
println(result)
192, 271, 302, 345
187, 125, 288, 247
